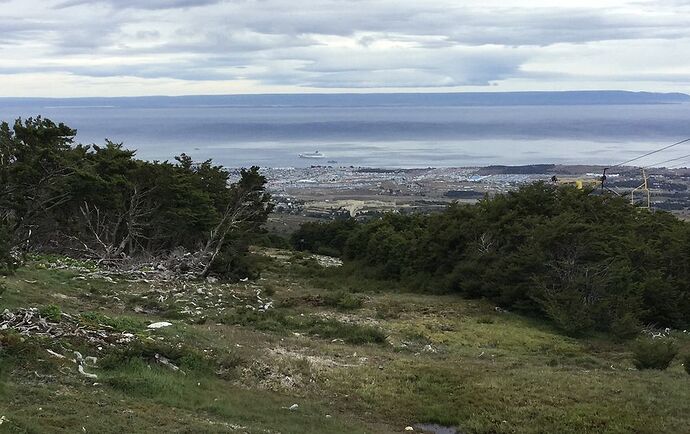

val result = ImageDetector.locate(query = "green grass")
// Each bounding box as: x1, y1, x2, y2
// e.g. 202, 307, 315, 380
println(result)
1, 251, 689, 433
222, 307, 387, 344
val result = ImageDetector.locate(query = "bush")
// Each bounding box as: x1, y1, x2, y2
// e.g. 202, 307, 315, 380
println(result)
0, 331, 43, 369
0, 223, 15, 275
39, 305, 62, 322
291, 218, 357, 256
684, 355, 690, 375
322, 291, 364, 310
631, 338, 678, 370
0, 330, 24, 353
610, 313, 641, 341
292, 182, 690, 334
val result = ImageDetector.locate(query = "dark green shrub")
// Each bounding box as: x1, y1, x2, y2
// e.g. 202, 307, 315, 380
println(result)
0, 223, 15, 275
610, 313, 641, 341
291, 218, 357, 256
0, 331, 45, 370
207, 242, 264, 282
322, 291, 364, 310
375, 301, 404, 319
631, 338, 678, 370
0, 118, 272, 281
293, 182, 690, 334
39, 304, 62, 322
262, 283, 277, 297
684, 355, 690, 375
0, 330, 24, 353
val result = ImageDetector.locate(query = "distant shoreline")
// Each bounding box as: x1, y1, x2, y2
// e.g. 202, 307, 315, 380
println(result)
1, 90, 688, 108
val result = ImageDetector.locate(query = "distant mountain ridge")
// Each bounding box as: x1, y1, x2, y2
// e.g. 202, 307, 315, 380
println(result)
0, 91, 688, 108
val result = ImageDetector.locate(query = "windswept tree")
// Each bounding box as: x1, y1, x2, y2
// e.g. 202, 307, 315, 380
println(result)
0, 117, 77, 250
0, 117, 272, 280
199, 166, 273, 278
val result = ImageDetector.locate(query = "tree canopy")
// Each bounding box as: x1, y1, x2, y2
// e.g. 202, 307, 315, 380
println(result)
0, 117, 272, 279
292, 183, 690, 335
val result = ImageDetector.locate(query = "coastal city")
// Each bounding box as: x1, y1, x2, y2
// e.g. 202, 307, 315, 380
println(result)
244, 165, 690, 224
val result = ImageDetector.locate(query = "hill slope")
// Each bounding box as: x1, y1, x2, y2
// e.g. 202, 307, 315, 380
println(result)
1, 250, 689, 433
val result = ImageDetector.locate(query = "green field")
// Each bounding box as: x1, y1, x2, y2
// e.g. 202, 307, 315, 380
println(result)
1, 250, 688, 433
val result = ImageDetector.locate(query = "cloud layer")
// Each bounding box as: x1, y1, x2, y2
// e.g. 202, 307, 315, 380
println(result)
1, 0, 690, 96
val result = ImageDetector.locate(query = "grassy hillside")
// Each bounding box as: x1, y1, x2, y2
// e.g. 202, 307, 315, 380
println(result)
1, 250, 689, 433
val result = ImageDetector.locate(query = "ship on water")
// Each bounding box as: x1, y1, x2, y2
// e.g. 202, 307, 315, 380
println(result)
299, 151, 325, 159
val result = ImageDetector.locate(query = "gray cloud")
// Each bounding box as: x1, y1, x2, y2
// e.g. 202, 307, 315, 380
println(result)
54, 0, 225, 10
1, 0, 690, 94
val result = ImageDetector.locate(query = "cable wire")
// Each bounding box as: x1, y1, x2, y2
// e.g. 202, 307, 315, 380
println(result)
644, 152, 690, 169
665, 159, 690, 170
609, 138, 690, 169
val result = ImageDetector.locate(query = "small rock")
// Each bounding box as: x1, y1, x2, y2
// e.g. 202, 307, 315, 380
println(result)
289, 404, 299, 411
147, 322, 173, 329
206, 277, 218, 284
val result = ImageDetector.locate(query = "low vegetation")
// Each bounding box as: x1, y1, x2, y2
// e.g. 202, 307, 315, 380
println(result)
631, 337, 679, 370
293, 183, 690, 336
1, 252, 689, 433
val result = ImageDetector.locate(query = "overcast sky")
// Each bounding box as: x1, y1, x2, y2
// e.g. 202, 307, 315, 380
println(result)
1, 0, 689, 96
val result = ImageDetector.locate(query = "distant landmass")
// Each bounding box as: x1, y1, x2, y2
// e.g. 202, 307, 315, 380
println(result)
1, 90, 689, 108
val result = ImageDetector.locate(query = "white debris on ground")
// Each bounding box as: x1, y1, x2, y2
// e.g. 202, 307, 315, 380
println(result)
137, 280, 274, 320
74, 351, 98, 379
155, 353, 183, 373
43, 347, 99, 378
147, 322, 173, 329
37, 256, 275, 322
40, 251, 212, 283
310, 254, 343, 268
255, 247, 342, 268
267, 347, 364, 370
0, 308, 136, 346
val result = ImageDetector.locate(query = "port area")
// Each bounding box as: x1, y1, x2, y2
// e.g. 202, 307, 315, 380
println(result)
241, 164, 690, 229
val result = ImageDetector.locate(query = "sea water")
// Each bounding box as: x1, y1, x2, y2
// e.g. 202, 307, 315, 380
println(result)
1, 98, 689, 168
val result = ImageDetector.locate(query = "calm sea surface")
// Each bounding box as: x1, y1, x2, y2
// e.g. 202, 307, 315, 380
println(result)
1, 102, 689, 168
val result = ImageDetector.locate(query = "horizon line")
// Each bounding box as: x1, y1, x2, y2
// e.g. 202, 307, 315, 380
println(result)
1, 89, 689, 100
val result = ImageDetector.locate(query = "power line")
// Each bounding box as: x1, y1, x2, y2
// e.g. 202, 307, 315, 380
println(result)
644, 152, 690, 169
609, 137, 690, 169
665, 159, 690, 170
599, 138, 690, 194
